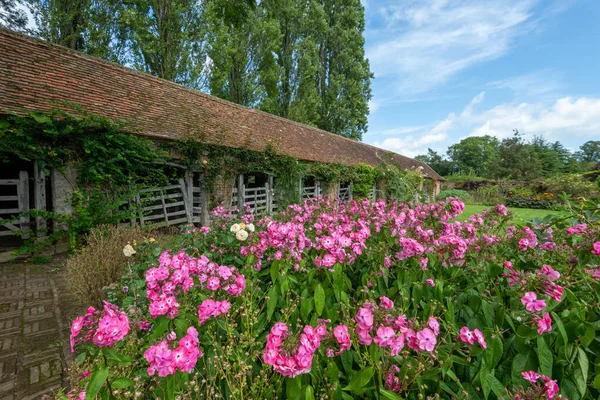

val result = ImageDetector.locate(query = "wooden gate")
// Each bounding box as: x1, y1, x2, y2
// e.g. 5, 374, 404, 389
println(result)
0, 171, 29, 238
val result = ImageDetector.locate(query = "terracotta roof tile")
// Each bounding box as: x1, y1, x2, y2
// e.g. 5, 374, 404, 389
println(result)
0, 28, 442, 180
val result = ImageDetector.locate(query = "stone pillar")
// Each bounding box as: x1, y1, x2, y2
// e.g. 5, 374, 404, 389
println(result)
434, 180, 441, 199
51, 164, 77, 230
209, 173, 237, 210
376, 179, 387, 202
321, 180, 339, 199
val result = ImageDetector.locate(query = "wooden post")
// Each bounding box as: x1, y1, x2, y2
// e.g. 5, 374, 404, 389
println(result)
33, 162, 46, 237
348, 182, 353, 201
160, 189, 169, 225
266, 175, 273, 213
180, 178, 192, 224
200, 175, 210, 226
237, 174, 244, 211
18, 171, 30, 239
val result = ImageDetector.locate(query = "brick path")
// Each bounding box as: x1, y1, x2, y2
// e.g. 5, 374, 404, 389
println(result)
0, 260, 83, 400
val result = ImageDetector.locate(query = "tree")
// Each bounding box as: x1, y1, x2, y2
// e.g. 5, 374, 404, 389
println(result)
30, 0, 89, 50
316, 0, 372, 140
204, 0, 279, 107
446, 136, 499, 177
0, 0, 31, 32
577, 141, 600, 163
263, 0, 325, 125
414, 149, 452, 176
488, 132, 543, 180
123, 0, 207, 87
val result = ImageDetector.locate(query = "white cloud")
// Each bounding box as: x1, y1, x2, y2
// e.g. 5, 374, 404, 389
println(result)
366, 0, 540, 95
369, 94, 600, 157
468, 97, 600, 141
487, 70, 562, 99
373, 133, 448, 158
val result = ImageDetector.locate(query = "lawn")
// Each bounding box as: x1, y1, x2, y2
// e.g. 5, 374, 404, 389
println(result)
456, 204, 565, 223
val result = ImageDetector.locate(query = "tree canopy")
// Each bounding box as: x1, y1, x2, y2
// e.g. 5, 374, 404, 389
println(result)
6, 0, 372, 140
416, 133, 595, 180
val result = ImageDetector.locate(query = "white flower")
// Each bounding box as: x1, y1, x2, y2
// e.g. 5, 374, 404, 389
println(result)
230, 223, 241, 233
236, 229, 249, 241
123, 244, 136, 257
246, 223, 255, 232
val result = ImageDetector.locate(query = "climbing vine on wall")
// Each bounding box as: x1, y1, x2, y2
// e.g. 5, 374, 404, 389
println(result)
0, 108, 169, 249
165, 139, 307, 206
0, 108, 429, 252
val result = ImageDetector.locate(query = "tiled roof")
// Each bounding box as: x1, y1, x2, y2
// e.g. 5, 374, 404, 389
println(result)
0, 28, 443, 180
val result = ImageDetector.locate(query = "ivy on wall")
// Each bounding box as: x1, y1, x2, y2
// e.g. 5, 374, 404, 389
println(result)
0, 108, 428, 251
0, 108, 168, 249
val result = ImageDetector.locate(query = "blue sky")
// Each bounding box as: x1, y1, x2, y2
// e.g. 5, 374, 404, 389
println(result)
362, 0, 600, 157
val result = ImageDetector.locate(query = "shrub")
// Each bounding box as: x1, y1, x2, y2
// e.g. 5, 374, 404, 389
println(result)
62, 199, 600, 400
65, 225, 176, 306
438, 188, 471, 201
472, 184, 505, 205
543, 174, 597, 199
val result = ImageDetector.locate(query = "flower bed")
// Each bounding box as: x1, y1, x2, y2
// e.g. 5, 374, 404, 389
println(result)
64, 198, 600, 400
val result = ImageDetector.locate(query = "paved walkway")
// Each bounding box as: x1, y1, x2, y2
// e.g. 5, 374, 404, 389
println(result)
0, 259, 83, 400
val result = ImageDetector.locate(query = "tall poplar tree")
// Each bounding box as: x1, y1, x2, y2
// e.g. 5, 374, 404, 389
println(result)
204, 0, 279, 108
0, 0, 31, 32
264, 0, 325, 125
123, 0, 207, 87
316, 0, 372, 140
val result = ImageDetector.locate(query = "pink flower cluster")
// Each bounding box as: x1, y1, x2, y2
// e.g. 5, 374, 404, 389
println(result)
566, 223, 587, 235
146, 251, 245, 318
241, 221, 311, 271
328, 324, 351, 356
517, 226, 539, 251
593, 241, 600, 256
385, 365, 402, 392
197, 299, 231, 324
521, 292, 546, 312
458, 327, 487, 348
521, 371, 560, 399
70, 302, 130, 352
144, 327, 202, 377
263, 322, 327, 377
535, 313, 552, 335
354, 297, 440, 355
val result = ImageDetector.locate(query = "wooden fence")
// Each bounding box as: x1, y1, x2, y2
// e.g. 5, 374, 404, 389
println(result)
302, 183, 322, 200
0, 171, 29, 238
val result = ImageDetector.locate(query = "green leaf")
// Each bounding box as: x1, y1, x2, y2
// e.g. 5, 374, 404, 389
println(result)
111, 377, 134, 389
0, 119, 10, 129
379, 389, 402, 400
485, 335, 503, 369
551, 311, 568, 345
286, 377, 302, 400
76, 352, 87, 364
593, 374, 600, 390
581, 326, 595, 349
270, 262, 279, 284
343, 367, 374, 392
537, 336, 553, 378
314, 284, 325, 316
511, 351, 532, 384
86, 367, 109, 400
438, 382, 458, 397
577, 347, 589, 395
305, 385, 315, 400
267, 287, 278, 318
481, 301, 494, 328
485, 373, 505, 398
30, 112, 52, 124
